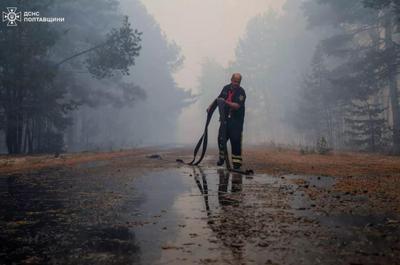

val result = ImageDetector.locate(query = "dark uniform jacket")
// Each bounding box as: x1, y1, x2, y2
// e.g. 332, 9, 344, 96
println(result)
218, 84, 246, 127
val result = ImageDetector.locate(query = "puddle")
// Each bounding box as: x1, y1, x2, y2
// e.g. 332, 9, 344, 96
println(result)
123, 168, 337, 264
125, 168, 249, 264
0, 164, 399, 265
284, 174, 336, 189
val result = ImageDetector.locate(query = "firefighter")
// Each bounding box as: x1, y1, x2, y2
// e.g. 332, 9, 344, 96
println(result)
207, 73, 246, 170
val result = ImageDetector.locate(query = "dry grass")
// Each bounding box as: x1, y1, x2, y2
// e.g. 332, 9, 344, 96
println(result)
2, 146, 400, 178
242, 146, 400, 178
1, 145, 399, 213
0, 148, 159, 175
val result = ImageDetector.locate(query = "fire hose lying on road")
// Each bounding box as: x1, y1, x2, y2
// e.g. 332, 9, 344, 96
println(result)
177, 99, 254, 175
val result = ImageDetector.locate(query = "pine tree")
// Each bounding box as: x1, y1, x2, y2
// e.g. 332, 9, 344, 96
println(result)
295, 45, 344, 148
303, 0, 400, 153
345, 101, 389, 151
0, 0, 142, 154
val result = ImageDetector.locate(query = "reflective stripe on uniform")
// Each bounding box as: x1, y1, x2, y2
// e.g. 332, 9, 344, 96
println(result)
232, 155, 242, 160
232, 158, 242, 164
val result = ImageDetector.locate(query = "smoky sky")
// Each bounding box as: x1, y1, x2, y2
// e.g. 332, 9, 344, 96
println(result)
126, 0, 286, 144
138, 0, 285, 92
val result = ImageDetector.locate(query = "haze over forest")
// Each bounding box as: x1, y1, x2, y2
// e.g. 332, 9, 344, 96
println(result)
1, 0, 400, 154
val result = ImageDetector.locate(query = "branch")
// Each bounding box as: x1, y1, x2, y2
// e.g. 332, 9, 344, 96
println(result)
55, 38, 120, 67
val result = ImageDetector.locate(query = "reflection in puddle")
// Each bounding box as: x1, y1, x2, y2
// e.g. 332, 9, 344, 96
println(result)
133, 167, 399, 265
142, 167, 308, 264
1, 165, 399, 265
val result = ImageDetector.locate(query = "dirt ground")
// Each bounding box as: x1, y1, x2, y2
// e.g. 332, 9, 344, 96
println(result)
2, 146, 400, 177
0, 146, 399, 264
3, 146, 400, 176
1, 146, 400, 214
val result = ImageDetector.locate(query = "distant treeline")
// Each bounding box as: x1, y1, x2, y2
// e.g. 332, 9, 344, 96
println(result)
297, 0, 400, 153
197, 0, 400, 154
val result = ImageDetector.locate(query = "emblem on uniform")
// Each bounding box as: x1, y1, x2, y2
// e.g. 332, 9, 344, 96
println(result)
239, 95, 244, 101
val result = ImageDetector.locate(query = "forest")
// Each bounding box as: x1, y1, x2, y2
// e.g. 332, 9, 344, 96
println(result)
0, 0, 188, 154
197, 0, 400, 154
1, 1, 400, 265
1, 0, 400, 154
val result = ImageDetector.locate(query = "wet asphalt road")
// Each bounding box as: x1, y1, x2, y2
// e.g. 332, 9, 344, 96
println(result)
0, 157, 399, 265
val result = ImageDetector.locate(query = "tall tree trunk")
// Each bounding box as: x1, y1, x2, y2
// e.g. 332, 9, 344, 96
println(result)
385, 17, 400, 154
5, 114, 15, 154
366, 103, 376, 152
5, 21, 25, 154
28, 119, 34, 154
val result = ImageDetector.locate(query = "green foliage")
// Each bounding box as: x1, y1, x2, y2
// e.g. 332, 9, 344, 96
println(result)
300, 0, 400, 153
64, 0, 188, 150
0, 1, 62, 154
0, 0, 144, 154
86, 16, 142, 79
344, 102, 390, 152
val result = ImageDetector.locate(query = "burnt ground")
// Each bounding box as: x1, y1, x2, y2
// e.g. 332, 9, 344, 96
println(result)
0, 147, 399, 264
